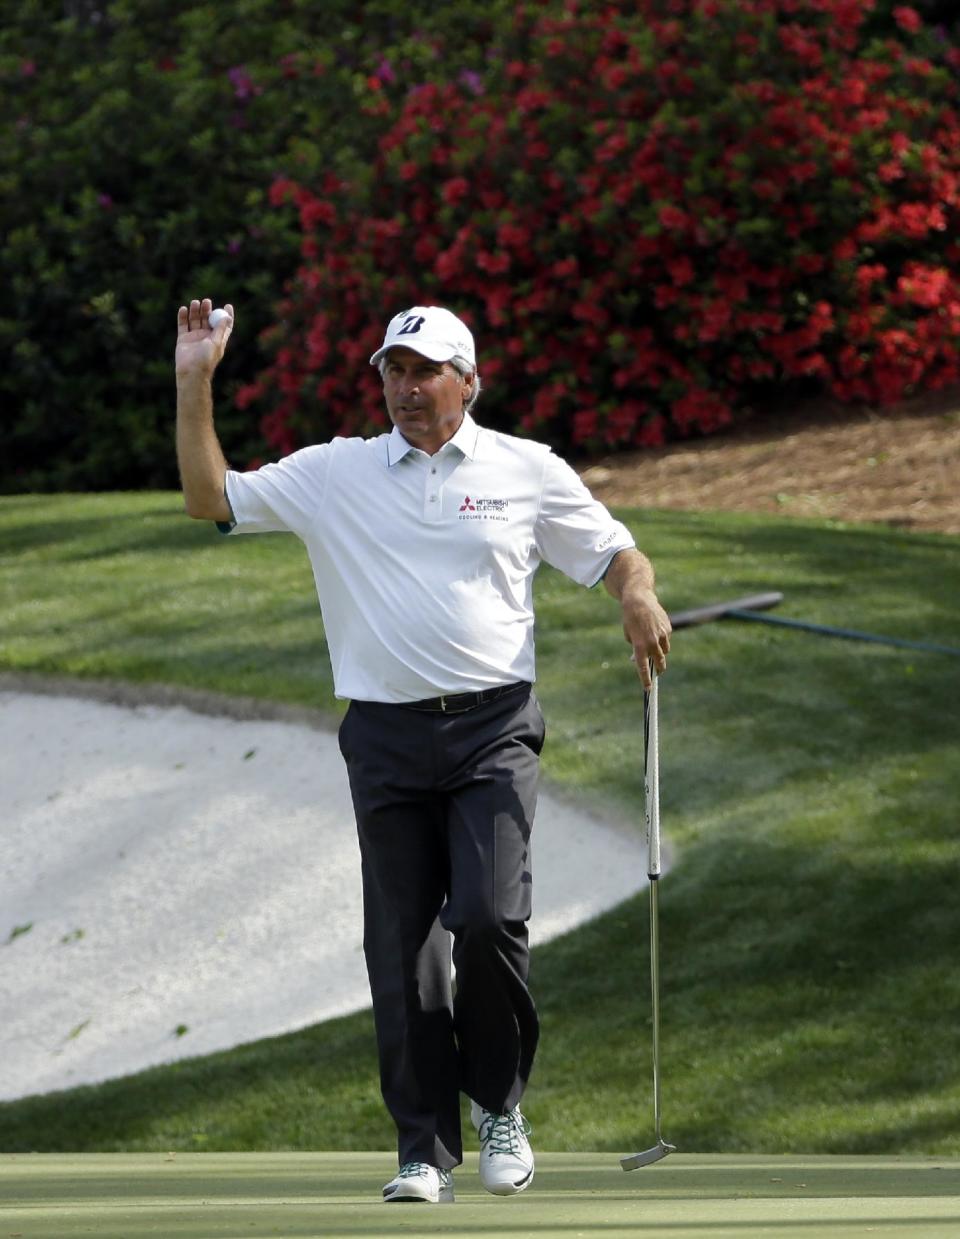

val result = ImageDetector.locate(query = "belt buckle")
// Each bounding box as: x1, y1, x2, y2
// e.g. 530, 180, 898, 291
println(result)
439, 694, 448, 713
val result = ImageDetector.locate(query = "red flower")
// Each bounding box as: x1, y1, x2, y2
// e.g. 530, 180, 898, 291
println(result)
796, 254, 826, 275
779, 25, 822, 68
892, 6, 922, 35
856, 263, 888, 291
658, 205, 688, 233
268, 177, 298, 207
572, 409, 599, 443
441, 177, 469, 206
833, 238, 858, 262
435, 248, 462, 281
299, 197, 336, 229
898, 265, 951, 308
635, 415, 667, 448
414, 235, 438, 264
477, 249, 510, 275
497, 221, 532, 252
235, 383, 263, 410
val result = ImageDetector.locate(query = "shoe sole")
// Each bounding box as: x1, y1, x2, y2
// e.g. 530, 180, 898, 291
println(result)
482, 1167, 534, 1196
383, 1187, 455, 1204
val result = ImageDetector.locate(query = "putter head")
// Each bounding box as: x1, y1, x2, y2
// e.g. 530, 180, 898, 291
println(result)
620, 1139, 676, 1171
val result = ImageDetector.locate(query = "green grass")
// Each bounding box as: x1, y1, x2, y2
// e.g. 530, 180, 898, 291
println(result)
3, 1153, 960, 1238
1, 492, 959, 1156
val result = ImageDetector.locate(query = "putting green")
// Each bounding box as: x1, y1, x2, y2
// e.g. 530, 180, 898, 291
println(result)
2, 1152, 959, 1238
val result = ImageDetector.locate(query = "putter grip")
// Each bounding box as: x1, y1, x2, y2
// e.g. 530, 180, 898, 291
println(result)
645, 671, 661, 879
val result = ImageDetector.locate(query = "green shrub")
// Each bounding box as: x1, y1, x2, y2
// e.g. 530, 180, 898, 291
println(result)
2, 1, 958, 488
0, 0, 513, 491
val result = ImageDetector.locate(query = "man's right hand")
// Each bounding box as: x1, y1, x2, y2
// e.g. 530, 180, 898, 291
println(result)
175, 298, 234, 522
175, 297, 234, 378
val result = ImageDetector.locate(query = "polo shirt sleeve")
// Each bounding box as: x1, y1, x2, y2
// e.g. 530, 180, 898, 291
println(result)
534, 451, 636, 587
222, 444, 330, 538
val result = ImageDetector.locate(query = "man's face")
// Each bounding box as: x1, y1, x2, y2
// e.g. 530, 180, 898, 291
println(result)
382, 347, 473, 454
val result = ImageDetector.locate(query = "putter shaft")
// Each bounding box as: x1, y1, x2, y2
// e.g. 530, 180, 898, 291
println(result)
621, 673, 676, 1171
620, 879, 675, 1170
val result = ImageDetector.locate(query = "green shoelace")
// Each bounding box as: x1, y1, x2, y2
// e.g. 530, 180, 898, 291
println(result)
397, 1162, 451, 1184
478, 1110, 532, 1157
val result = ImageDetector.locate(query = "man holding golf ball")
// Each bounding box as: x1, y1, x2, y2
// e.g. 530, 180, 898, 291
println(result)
175, 296, 671, 1204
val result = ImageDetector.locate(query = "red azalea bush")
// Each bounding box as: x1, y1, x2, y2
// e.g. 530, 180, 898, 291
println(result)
245, 0, 960, 456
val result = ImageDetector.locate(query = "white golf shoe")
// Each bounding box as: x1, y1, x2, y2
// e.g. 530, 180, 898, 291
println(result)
471, 1101, 535, 1196
382, 1162, 455, 1204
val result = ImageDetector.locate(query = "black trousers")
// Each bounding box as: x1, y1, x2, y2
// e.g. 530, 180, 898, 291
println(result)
337, 683, 545, 1170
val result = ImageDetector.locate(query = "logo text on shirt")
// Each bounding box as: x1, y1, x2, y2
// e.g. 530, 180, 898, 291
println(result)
459, 495, 510, 522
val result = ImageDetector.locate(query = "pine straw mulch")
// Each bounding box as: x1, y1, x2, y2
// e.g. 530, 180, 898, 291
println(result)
577, 386, 960, 535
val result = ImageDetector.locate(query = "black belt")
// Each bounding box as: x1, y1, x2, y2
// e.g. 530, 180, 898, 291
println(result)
398, 681, 530, 714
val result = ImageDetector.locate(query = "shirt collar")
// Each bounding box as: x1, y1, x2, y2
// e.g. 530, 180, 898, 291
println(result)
386, 426, 415, 466
451, 412, 480, 460
386, 412, 480, 467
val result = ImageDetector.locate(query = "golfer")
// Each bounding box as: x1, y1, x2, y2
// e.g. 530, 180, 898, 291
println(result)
175, 299, 671, 1204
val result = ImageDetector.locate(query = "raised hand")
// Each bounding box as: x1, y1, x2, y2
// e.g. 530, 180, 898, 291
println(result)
175, 297, 234, 378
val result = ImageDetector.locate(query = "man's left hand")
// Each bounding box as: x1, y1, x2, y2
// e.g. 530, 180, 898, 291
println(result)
621, 584, 671, 691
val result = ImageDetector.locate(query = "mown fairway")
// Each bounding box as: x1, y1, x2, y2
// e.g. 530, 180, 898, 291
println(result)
1, 493, 959, 1159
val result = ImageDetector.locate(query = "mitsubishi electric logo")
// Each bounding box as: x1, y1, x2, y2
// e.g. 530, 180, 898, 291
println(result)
458, 495, 509, 522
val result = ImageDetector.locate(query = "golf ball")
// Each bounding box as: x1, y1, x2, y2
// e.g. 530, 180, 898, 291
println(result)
208, 308, 231, 331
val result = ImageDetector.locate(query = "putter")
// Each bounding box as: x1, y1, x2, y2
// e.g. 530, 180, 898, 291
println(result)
621, 668, 677, 1171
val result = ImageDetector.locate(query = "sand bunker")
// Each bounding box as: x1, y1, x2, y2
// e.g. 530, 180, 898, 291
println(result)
1, 689, 648, 1101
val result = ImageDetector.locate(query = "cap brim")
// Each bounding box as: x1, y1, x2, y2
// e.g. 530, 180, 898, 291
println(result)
369, 339, 459, 367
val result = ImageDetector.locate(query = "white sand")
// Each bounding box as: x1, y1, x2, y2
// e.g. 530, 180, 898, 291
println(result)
0, 690, 647, 1102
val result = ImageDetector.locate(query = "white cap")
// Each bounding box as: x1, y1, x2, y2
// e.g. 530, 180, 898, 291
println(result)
369, 306, 476, 368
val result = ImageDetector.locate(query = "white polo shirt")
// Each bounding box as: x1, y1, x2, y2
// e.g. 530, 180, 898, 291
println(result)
222, 413, 635, 703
